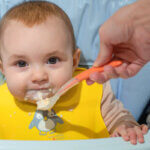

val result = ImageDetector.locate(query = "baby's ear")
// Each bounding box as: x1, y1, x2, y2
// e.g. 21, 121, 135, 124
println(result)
73, 48, 80, 71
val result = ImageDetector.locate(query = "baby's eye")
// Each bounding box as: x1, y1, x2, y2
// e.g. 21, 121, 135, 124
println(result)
47, 57, 59, 64
17, 60, 28, 67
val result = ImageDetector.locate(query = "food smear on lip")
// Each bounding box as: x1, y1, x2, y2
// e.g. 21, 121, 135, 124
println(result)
24, 88, 60, 111
24, 88, 53, 102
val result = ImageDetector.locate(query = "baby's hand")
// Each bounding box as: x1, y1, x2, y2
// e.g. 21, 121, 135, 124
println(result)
111, 124, 148, 145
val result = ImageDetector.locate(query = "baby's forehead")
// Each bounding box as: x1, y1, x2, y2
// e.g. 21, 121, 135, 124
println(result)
1, 17, 72, 52
1, 16, 70, 44
1, 16, 74, 54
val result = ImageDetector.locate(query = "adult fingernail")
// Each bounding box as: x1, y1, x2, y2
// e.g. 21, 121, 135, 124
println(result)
86, 79, 94, 85
89, 72, 106, 84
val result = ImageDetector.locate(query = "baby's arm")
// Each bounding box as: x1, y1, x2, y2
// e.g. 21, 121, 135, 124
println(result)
101, 81, 148, 145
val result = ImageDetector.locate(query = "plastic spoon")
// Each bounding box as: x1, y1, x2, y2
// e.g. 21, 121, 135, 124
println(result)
37, 60, 122, 110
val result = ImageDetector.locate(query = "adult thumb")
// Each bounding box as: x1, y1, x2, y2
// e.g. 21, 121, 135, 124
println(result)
93, 43, 113, 67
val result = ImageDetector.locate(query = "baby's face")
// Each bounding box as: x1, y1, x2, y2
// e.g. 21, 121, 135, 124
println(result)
0, 17, 79, 103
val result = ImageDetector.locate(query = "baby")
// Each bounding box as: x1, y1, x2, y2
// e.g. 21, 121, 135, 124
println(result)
0, 1, 148, 143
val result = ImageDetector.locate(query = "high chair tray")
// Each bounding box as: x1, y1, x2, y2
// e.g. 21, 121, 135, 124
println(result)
0, 130, 149, 150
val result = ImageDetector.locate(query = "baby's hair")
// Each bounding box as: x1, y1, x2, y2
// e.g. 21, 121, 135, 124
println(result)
0, 0, 76, 52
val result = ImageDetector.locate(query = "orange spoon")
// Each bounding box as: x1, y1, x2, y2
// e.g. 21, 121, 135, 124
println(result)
37, 60, 122, 110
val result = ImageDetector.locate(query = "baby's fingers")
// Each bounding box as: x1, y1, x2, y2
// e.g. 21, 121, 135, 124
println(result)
140, 124, 148, 134
115, 125, 129, 141
111, 132, 120, 137
134, 126, 144, 144
120, 130, 130, 141
127, 128, 137, 145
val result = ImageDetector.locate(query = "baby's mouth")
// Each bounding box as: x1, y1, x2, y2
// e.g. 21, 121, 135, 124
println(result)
24, 88, 54, 102
24, 85, 60, 110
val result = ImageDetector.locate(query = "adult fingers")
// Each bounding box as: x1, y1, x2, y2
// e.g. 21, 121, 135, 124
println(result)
86, 78, 94, 85
94, 43, 113, 67
88, 72, 109, 84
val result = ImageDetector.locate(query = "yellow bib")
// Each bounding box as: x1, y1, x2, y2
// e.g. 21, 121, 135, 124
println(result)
0, 68, 109, 140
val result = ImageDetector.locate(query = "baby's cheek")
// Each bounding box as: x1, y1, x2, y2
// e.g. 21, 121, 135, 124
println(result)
52, 71, 72, 89
6, 77, 26, 99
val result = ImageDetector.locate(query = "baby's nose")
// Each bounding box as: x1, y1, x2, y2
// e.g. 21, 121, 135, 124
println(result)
31, 68, 48, 84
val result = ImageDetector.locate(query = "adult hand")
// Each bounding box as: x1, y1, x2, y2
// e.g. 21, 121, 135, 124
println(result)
87, 0, 150, 85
